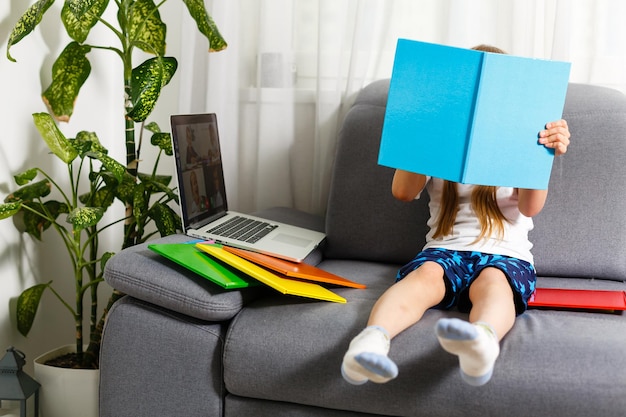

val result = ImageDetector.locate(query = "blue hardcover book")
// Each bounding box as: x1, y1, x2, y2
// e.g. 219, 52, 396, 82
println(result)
378, 39, 571, 189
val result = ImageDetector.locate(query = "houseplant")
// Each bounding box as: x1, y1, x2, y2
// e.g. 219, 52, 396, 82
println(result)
0, 113, 174, 417
1, 0, 227, 371
0, 113, 176, 369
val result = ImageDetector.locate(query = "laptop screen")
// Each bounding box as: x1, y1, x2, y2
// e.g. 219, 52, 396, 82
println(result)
170, 113, 228, 230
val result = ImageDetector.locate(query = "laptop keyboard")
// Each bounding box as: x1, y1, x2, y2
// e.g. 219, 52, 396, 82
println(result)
208, 216, 278, 243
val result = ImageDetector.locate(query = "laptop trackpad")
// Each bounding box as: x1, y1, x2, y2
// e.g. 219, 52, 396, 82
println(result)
272, 233, 311, 247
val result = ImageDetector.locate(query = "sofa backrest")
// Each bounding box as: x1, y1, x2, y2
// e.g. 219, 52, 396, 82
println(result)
324, 79, 626, 282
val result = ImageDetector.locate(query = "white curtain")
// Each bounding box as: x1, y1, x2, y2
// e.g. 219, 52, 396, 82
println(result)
178, 0, 626, 216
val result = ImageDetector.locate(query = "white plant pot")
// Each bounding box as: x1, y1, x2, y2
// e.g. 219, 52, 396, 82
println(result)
33, 345, 99, 417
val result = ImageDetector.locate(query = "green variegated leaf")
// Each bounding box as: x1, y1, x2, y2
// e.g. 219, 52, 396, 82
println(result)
79, 184, 116, 208
181, 0, 227, 52
32, 113, 79, 163
62, 0, 109, 43
14, 168, 38, 186
127, 57, 177, 122
133, 181, 148, 237
128, 0, 166, 56
99, 170, 133, 188
16, 282, 51, 336
150, 132, 172, 155
42, 42, 92, 122
100, 251, 115, 269
98, 153, 126, 182
22, 208, 45, 240
44, 200, 70, 218
144, 121, 161, 133
6, 0, 55, 62
110, 173, 137, 203
66, 207, 104, 230
86, 150, 126, 182
149, 202, 180, 236
4, 180, 51, 203
75, 130, 109, 156
22, 200, 69, 239
138, 175, 178, 203
0, 202, 22, 220
132, 182, 147, 222
66, 0, 96, 17
137, 172, 172, 187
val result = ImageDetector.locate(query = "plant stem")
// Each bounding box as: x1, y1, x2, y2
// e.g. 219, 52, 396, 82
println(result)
73, 227, 84, 360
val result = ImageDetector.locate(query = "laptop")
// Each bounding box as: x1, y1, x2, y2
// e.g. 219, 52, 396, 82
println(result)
170, 113, 326, 262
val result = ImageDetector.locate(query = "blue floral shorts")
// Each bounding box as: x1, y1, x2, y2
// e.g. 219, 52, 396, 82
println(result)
397, 248, 537, 315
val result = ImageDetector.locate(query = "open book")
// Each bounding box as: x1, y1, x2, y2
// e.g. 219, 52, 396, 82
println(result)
378, 39, 571, 189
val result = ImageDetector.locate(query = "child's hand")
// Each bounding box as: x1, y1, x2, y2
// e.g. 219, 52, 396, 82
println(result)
539, 119, 570, 156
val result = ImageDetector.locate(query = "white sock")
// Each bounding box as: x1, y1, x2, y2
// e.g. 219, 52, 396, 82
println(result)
341, 326, 398, 385
435, 318, 500, 386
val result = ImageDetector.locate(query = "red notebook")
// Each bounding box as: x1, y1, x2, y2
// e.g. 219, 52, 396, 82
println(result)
528, 288, 626, 311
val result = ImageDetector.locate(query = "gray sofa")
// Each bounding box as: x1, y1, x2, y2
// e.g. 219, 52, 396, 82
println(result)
100, 79, 626, 417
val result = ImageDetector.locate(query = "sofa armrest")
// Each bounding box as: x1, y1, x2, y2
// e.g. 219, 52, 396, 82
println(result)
104, 234, 265, 321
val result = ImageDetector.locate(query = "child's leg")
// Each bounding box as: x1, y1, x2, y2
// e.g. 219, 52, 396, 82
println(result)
436, 267, 516, 386
342, 262, 446, 384
468, 267, 516, 338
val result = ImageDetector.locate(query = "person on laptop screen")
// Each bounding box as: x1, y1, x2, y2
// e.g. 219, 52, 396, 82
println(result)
184, 126, 202, 168
341, 44, 572, 387
208, 166, 225, 210
187, 170, 209, 216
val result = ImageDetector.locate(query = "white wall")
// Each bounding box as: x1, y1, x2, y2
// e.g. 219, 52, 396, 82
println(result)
0, 1, 182, 373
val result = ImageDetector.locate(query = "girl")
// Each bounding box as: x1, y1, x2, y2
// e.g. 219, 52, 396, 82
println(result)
341, 46, 571, 387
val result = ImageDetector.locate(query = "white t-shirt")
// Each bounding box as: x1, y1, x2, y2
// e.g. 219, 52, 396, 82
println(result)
420, 178, 535, 264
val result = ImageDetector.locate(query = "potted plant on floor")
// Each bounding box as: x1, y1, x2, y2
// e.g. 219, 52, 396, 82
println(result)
0, 113, 175, 417
1, 1, 226, 416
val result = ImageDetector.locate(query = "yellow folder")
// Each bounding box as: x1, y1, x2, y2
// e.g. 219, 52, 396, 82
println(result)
196, 243, 346, 303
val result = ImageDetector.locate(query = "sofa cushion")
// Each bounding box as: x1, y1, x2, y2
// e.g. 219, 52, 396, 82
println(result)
530, 83, 626, 281
324, 79, 430, 264
224, 259, 626, 417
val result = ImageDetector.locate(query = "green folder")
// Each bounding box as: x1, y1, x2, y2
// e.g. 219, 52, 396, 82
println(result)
148, 243, 257, 289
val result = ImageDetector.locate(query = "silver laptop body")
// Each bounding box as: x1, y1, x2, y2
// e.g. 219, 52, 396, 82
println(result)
170, 113, 325, 262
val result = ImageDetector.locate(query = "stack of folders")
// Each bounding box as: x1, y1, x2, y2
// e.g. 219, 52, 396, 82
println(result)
149, 242, 366, 303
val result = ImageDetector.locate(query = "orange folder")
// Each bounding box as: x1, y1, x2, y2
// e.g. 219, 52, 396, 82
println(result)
196, 243, 346, 303
528, 288, 626, 311
222, 246, 366, 289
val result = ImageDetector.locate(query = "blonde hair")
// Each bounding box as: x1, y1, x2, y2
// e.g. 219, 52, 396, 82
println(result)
431, 44, 509, 243
432, 182, 509, 243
